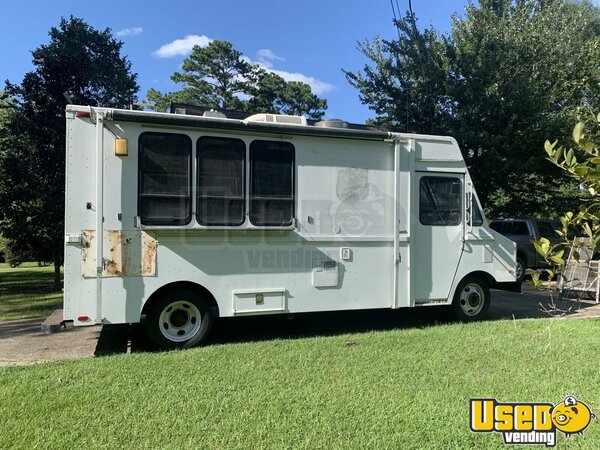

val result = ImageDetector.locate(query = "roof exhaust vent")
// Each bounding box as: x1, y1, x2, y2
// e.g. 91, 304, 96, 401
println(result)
314, 119, 349, 129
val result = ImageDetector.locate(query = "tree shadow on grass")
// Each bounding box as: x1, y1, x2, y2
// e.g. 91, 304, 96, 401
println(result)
0, 300, 63, 321
95, 285, 596, 356
208, 307, 453, 345
0, 276, 63, 320
96, 306, 453, 356
0, 269, 58, 283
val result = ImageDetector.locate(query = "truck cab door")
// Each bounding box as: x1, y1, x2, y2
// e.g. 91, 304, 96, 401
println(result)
412, 173, 465, 303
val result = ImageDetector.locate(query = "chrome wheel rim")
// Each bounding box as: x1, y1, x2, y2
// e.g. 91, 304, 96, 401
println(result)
515, 261, 524, 280
459, 283, 485, 316
159, 300, 201, 342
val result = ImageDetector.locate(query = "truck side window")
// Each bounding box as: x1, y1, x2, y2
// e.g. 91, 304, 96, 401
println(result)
419, 176, 462, 226
501, 222, 513, 234
249, 140, 295, 226
490, 221, 502, 232
197, 137, 245, 226
511, 221, 529, 235
535, 220, 557, 238
139, 132, 192, 226
471, 196, 484, 226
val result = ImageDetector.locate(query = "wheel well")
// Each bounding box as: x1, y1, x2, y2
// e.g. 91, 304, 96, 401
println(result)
141, 281, 219, 318
516, 251, 527, 265
459, 271, 494, 288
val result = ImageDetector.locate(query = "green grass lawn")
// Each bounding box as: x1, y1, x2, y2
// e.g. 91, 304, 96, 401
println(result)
0, 262, 63, 320
0, 318, 598, 449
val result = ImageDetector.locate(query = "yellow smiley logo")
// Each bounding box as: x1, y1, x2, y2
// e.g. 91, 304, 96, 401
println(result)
551, 396, 596, 437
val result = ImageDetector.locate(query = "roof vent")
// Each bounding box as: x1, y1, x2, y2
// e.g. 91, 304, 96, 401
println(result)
245, 113, 307, 126
203, 110, 227, 119
314, 119, 349, 129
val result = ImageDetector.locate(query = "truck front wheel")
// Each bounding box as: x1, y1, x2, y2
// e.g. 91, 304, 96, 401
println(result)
146, 289, 212, 350
451, 277, 490, 321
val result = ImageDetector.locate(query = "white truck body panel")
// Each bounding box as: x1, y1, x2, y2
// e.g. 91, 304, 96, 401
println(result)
64, 105, 516, 325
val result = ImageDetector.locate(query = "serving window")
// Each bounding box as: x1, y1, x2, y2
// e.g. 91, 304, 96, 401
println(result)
138, 134, 295, 228
139, 132, 192, 226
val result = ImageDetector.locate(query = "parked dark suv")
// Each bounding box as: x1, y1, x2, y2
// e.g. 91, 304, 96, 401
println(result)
489, 218, 561, 282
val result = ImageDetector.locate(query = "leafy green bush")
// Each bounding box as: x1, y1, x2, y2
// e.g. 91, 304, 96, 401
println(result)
532, 113, 600, 286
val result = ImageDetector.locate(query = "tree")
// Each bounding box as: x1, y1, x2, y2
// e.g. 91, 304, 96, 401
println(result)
246, 72, 327, 119
344, 11, 453, 134
345, 0, 600, 218
450, 0, 600, 218
147, 40, 327, 119
172, 40, 253, 110
146, 88, 199, 112
0, 17, 138, 285
277, 81, 327, 119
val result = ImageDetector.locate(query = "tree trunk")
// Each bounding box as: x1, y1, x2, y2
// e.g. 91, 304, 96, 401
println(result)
54, 261, 61, 289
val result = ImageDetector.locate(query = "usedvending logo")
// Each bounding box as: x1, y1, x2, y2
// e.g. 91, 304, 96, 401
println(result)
470, 396, 595, 446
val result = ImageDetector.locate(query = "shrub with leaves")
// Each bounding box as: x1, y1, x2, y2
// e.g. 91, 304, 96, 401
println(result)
532, 113, 600, 288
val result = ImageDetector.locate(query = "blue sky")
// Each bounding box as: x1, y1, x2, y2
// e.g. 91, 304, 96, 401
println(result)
0, 0, 469, 123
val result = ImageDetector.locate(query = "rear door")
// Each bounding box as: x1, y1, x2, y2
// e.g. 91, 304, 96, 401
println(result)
412, 173, 464, 303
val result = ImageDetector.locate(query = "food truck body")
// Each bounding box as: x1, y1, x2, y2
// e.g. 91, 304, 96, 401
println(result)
64, 105, 517, 348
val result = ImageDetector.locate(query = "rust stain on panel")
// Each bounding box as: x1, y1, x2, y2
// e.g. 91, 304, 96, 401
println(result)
105, 230, 123, 276
81, 230, 156, 278
103, 258, 120, 276
141, 231, 157, 276
81, 230, 96, 277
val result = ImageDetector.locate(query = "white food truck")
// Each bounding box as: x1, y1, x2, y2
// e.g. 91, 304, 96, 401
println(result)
64, 104, 518, 349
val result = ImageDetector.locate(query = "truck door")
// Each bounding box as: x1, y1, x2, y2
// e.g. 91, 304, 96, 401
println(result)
412, 173, 464, 303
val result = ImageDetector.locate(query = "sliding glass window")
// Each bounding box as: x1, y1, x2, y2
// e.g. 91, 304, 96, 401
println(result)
139, 132, 192, 226
250, 141, 295, 226
197, 136, 245, 226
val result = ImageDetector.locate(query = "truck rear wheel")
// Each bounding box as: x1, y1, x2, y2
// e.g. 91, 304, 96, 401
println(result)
146, 289, 212, 350
451, 277, 490, 321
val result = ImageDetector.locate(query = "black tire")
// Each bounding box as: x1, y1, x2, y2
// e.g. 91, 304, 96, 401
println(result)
515, 257, 526, 283
146, 289, 212, 350
451, 276, 490, 321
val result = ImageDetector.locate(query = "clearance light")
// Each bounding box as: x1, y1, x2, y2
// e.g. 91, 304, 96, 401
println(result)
75, 112, 90, 118
114, 138, 128, 156
77, 315, 90, 322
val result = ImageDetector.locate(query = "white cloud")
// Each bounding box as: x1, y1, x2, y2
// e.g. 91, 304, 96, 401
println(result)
153, 35, 211, 58
258, 48, 284, 62
116, 27, 143, 37
270, 69, 333, 95
247, 54, 333, 95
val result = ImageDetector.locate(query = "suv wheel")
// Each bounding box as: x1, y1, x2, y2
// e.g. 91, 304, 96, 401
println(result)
515, 257, 526, 283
